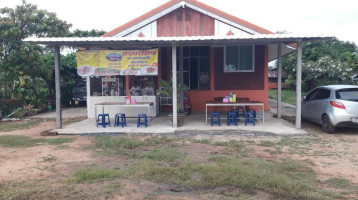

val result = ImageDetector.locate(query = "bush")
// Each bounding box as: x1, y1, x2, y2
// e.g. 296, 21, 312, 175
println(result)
13, 107, 38, 118
0, 98, 25, 116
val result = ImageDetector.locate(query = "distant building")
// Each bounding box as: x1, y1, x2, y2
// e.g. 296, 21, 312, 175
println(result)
268, 67, 286, 89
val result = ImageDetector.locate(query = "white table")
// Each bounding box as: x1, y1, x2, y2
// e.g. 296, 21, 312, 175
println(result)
94, 102, 155, 124
205, 101, 264, 125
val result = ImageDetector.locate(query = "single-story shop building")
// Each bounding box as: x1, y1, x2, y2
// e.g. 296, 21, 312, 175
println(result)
24, 0, 332, 128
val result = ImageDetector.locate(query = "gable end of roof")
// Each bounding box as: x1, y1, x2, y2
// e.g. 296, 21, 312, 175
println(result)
102, 0, 273, 37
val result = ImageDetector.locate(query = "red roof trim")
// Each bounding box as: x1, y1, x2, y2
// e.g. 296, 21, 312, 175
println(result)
226, 30, 234, 36
102, 0, 273, 37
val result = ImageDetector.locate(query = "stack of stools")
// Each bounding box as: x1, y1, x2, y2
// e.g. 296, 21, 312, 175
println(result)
210, 112, 221, 126
230, 109, 240, 121
248, 109, 257, 120
96, 113, 110, 128
244, 109, 256, 126
137, 114, 148, 127
237, 106, 245, 120
114, 113, 126, 127
227, 111, 238, 126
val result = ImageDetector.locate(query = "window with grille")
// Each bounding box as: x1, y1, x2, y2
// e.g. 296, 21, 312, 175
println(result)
224, 45, 255, 72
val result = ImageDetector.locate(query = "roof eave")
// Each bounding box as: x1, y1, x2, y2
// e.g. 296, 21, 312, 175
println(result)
23, 35, 334, 48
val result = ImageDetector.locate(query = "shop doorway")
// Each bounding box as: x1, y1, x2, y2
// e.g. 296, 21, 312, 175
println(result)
177, 46, 210, 90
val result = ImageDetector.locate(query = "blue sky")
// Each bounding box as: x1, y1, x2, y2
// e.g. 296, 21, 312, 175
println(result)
1, 0, 357, 45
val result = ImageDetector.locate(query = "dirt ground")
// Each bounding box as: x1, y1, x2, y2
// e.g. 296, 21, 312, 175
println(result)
0, 114, 358, 199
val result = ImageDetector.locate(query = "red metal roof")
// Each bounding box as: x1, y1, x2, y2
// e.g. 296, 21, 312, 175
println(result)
102, 0, 273, 37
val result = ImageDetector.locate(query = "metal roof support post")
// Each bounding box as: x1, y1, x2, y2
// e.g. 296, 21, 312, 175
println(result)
277, 43, 282, 118
295, 41, 302, 129
179, 46, 184, 112
54, 46, 62, 129
172, 45, 178, 128
86, 76, 91, 118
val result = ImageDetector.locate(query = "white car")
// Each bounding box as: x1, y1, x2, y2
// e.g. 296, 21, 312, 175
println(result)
302, 85, 358, 133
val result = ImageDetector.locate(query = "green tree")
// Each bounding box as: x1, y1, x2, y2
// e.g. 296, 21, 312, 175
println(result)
42, 30, 106, 105
0, 0, 71, 114
67, 29, 106, 37
280, 38, 358, 90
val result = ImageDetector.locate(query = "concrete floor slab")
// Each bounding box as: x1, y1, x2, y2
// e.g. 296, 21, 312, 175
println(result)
56, 110, 307, 136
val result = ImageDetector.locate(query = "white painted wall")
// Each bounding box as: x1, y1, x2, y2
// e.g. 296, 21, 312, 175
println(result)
88, 96, 159, 119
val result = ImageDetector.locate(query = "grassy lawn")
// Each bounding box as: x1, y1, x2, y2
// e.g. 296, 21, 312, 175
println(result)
268, 89, 308, 105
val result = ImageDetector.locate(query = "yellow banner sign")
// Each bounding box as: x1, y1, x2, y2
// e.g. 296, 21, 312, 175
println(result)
76, 49, 158, 76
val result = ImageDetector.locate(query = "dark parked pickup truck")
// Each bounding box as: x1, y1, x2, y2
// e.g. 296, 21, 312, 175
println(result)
72, 87, 87, 106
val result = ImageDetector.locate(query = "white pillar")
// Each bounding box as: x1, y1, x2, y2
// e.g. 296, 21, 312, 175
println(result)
172, 45, 178, 127
296, 41, 302, 128
54, 46, 62, 129
179, 46, 184, 112
86, 76, 91, 118
277, 43, 282, 118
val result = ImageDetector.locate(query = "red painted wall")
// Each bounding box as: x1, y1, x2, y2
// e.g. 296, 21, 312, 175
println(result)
213, 46, 265, 90
188, 90, 268, 112
157, 7, 215, 37
187, 45, 269, 111
158, 46, 269, 112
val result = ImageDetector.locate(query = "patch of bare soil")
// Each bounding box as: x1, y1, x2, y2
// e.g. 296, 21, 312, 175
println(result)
245, 131, 358, 185
0, 135, 92, 182
0, 120, 55, 137
300, 121, 358, 184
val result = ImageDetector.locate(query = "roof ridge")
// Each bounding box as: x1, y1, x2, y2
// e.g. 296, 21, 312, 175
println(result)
102, 0, 273, 37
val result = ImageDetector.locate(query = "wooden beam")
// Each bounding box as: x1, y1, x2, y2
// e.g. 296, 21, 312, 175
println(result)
277, 43, 282, 118
54, 46, 62, 129
172, 45, 177, 127
126, 75, 130, 96
296, 41, 302, 128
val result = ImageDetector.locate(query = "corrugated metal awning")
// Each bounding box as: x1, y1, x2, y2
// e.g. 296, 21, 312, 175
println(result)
23, 34, 333, 61
23, 34, 332, 47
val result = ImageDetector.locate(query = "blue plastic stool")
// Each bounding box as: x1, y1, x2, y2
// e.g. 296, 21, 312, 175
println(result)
230, 109, 240, 121
210, 112, 221, 126
96, 113, 110, 128
114, 113, 126, 127
237, 106, 245, 119
137, 114, 148, 127
227, 111, 238, 126
248, 109, 257, 120
244, 111, 255, 126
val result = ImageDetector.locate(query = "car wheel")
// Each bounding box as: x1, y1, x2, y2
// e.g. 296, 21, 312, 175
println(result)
322, 115, 335, 134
